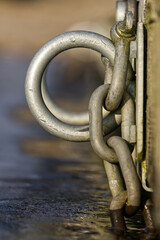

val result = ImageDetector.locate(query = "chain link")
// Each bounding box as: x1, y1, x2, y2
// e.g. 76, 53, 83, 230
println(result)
25, 0, 155, 234
25, 16, 138, 233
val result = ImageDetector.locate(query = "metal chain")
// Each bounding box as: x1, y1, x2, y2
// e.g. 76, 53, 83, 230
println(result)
25, 12, 137, 233
25, 0, 155, 234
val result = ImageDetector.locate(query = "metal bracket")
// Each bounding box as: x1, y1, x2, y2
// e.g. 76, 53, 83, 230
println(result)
136, 0, 153, 192
136, 20, 144, 163
117, 0, 152, 192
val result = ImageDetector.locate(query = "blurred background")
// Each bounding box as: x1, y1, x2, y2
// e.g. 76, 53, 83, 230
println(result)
0, 0, 116, 124
1, 0, 115, 54
0, 1, 144, 239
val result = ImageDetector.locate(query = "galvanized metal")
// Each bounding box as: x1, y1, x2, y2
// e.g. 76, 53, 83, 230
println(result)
138, 0, 146, 23
107, 136, 141, 216
25, 31, 122, 142
127, 0, 137, 26
89, 83, 136, 160
136, 22, 144, 162
104, 39, 130, 111
105, 17, 136, 111
25, 0, 151, 230
136, 0, 152, 195
116, 1, 127, 22
89, 84, 141, 215
101, 56, 113, 85
121, 91, 135, 142
89, 84, 119, 162
116, 0, 137, 26
126, 11, 134, 31
104, 161, 124, 199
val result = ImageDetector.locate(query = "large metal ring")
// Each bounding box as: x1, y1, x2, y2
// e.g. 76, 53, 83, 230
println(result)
25, 31, 121, 141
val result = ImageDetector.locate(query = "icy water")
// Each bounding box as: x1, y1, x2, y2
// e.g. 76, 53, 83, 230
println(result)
0, 55, 150, 240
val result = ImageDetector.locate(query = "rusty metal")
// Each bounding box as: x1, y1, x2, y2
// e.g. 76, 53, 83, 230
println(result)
110, 193, 127, 234
142, 199, 158, 239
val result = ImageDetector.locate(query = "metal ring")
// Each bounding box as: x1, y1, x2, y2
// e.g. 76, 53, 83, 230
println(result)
25, 31, 120, 141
